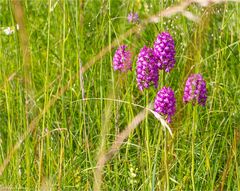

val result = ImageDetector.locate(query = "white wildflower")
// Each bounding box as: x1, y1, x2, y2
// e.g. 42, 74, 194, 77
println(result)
3, 27, 14, 35
2, 24, 19, 35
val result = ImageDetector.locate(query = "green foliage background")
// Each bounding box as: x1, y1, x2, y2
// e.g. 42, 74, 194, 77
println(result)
0, 0, 239, 190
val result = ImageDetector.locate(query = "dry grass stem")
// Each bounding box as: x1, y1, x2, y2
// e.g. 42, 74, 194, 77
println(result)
11, 0, 32, 91
93, 106, 150, 191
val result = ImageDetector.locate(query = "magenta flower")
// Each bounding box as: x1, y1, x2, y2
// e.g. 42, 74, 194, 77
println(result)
153, 32, 176, 72
127, 12, 139, 23
113, 45, 132, 72
183, 74, 207, 106
154, 87, 176, 123
136, 46, 159, 91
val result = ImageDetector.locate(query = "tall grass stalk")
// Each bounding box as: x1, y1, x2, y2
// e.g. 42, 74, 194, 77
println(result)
191, 107, 198, 191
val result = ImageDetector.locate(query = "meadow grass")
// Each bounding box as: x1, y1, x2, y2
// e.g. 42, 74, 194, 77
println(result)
0, 0, 240, 190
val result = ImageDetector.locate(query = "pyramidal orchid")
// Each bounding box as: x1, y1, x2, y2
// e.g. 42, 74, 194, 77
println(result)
113, 45, 132, 72
183, 74, 207, 106
136, 46, 159, 91
153, 32, 176, 72
154, 86, 176, 123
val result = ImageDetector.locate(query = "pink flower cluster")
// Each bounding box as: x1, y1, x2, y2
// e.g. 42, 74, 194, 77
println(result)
183, 74, 207, 106
154, 87, 176, 123
136, 32, 176, 91
127, 12, 139, 23
136, 46, 159, 91
112, 16, 208, 123
154, 32, 176, 72
113, 45, 132, 72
